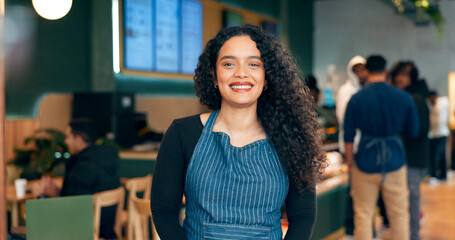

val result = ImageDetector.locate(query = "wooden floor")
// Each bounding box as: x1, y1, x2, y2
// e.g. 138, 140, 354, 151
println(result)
338, 171, 455, 240
419, 172, 455, 240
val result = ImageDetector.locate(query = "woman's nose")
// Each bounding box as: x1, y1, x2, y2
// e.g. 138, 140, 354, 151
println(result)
234, 64, 248, 78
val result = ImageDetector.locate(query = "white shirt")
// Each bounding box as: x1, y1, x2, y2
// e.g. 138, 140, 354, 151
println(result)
429, 96, 450, 138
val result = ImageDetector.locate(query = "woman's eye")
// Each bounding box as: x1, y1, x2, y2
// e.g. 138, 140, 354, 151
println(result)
223, 62, 234, 67
250, 63, 262, 67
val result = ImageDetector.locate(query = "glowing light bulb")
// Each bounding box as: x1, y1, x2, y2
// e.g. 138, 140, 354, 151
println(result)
421, 0, 429, 8
32, 0, 72, 20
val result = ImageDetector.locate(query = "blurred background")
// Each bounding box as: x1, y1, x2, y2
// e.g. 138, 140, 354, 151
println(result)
1, 0, 455, 239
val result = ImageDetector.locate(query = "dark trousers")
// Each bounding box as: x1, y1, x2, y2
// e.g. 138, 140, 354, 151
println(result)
430, 137, 447, 180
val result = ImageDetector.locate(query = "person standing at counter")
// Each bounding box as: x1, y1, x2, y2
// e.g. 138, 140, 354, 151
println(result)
335, 55, 366, 237
151, 24, 326, 240
428, 91, 450, 182
344, 55, 419, 240
391, 61, 430, 240
336, 55, 367, 154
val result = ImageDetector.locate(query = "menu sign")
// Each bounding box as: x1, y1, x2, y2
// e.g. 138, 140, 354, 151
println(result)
181, 0, 203, 74
124, 0, 153, 71
123, 0, 203, 75
155, 0, 179, 73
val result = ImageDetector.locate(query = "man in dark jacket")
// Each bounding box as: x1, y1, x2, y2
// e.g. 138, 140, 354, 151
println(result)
35, 119, 121, 239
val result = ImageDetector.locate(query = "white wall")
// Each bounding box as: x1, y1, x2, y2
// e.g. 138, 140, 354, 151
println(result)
314, 0, 455, 97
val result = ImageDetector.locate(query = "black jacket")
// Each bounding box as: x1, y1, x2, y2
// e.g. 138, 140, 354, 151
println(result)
404, 80, 430, 169
61, 145, 120, 196
61, 145, 121, 239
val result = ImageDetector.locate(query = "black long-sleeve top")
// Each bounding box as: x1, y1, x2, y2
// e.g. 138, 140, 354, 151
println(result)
151, 114, 317, 240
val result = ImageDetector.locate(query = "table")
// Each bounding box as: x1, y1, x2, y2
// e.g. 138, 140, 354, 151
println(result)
6, 177, 63, 227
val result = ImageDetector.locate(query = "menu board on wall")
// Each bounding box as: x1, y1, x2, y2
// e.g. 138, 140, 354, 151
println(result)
122, 0, 203, 76
181, 0, 203, 74
124, 0, 154, 71
155, 0, 180, 73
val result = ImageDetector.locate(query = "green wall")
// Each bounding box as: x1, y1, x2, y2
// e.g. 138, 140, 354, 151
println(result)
287, 0, 314, 74
5, 0, 92, 118
5, 0, 314, 117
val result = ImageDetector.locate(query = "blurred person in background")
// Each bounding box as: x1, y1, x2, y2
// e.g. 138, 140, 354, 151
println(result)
338, 58, 394, 236
33, 119, 121, 239
336, 56, 369, 237
305, 74, 320, 104
391, 61, 430, 240
428, 90, 450, 183
344, 55, 419, 240
336, 55, 367, 155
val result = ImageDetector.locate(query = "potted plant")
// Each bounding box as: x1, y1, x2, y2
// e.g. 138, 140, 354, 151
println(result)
9, 128, 70, 180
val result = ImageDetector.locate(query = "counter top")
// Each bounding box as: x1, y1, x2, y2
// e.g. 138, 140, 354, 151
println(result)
119, 150, 158, 160
316, 172, 349, 196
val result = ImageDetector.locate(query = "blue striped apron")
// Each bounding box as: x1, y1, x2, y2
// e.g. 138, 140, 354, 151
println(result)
183, 110, 289, 240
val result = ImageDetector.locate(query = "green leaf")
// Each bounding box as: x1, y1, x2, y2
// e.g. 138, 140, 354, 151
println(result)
10, 128, 69, 180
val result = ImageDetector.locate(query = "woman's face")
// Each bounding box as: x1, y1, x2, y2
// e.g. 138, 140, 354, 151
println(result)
393, 71, 411, 89
215, 35, 266, 109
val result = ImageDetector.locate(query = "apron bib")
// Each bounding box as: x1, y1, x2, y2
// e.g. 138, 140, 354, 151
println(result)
183, 110, 289, 240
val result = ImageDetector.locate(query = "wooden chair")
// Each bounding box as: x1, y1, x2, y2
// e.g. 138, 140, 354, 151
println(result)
131, 195, 160, 240
125, 174, 152, 240
93, 187, 125, 240
124, 174, 152, 240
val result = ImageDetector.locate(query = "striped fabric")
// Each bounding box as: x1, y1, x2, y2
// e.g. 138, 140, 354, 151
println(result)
183, 110, 289, 240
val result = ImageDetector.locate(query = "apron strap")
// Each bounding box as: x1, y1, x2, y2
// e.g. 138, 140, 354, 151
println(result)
204, 110, 220, 131
364, 134, 403, 184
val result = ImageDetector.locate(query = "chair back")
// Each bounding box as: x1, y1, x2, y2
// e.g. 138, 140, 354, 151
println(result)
125, 174, 153, 240
131, 196, 160, 240
26, 195, 94, 240
93, 187, 125, 240
125, 174, 152, 198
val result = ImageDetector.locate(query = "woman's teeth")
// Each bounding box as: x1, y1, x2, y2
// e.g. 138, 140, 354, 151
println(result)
230, 85, 252, 89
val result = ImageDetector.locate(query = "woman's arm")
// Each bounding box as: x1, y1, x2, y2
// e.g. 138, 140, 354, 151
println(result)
284, 186, 317, 240
151, 120, 188, 240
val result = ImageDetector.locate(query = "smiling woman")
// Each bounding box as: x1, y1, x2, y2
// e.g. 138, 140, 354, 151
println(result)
151, 24, 327, 240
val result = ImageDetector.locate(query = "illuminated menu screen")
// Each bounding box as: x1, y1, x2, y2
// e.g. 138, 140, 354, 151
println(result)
123, 0, 203, 75
181, 0, 203, 74
124, 0, 153, 71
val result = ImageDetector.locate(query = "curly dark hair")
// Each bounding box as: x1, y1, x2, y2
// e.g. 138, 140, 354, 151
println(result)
390, 61, 419, 85
194, 24, 327, 192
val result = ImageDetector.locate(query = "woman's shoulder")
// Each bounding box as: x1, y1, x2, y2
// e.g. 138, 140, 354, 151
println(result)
173, 113, 204, 128
165, 114, 206, 158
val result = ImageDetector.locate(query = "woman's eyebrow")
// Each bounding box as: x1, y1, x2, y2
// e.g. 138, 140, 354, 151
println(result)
219, 55, 262, 60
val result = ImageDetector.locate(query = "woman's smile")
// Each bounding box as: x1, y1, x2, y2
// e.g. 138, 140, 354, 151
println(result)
229, 81, 254, 92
